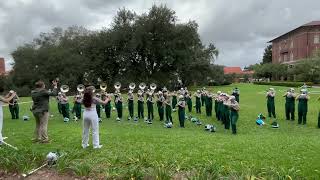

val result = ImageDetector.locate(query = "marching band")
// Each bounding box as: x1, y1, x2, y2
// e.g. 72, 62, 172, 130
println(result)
3, 78, 320, 150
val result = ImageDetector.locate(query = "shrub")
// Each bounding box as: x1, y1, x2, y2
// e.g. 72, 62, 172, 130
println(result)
253, 81, 313, 87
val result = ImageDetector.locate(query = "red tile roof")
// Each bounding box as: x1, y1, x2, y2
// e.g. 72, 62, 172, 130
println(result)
224, 67, 243, 74
268, 21, 320, 42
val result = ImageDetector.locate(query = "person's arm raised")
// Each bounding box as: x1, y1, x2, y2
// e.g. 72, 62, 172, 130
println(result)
0, 92, 16, 103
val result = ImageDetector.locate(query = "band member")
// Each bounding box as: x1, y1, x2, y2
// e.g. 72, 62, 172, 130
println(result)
59, 92, 70, 122
164, 92, 173, 124
31, 80, 58, 143
215, 91, 221, 120
225, 96, 240, 134
232, 87, 240, 103
73, 94, 82, 121
156, 91, 165, 121
201, 88, 206, 106
146, 90, 154, 124
171, 91, 177, 111
283, 88, 296, 121
95, 93, 102, 122
177, 95, 186, 128
82, 86, 110, 149
128, 90, 134, 120
222, 94, 230, 129
217, 93, 224, 122
115, 92, 123, 121
195, 90, 201, 113
104, 93, 112, 118
296, 89, 309, 125
7, 90, 19, 119
56, 92, 62, 114
137, 90, 145, 119
179, 88, 185, 96
0, 89, 17, 145
266, 88, 276, 119
185, 92, 192, 113
205, 93, 213, 117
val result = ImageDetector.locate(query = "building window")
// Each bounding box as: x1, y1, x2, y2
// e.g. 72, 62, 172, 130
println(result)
290, 41, 294, 48
315, 35, 320, 44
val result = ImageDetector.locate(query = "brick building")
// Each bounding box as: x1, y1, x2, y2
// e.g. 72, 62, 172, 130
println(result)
224, 67, 254, 82
269, 21, 320, 64
0, 57, 5, 75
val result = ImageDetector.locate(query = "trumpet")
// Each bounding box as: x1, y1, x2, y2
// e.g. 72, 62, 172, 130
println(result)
129, 83, 136, 90
139, 83, 146, 90
100, 83, 107, 91
60, 85, 69, 93
77, 84, 85, 93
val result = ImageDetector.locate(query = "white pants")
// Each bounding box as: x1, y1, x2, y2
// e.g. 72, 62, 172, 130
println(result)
82, 109, 100, 148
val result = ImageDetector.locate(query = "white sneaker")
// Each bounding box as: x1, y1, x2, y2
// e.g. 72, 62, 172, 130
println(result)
93, 145, 103, 149
82, 144, 90, 149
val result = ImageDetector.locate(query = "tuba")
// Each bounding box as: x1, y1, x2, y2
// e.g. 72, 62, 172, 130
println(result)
139, 83, 146, 90
114, 82, 121, 92
150, 83, 157, 91
60, 85, 69, 93
100, 83, 107, 92
129, 83, 136, 90
77, 84, 85, 93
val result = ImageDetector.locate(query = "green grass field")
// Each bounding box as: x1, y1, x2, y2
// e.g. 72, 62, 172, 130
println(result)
1, 84, 320, 179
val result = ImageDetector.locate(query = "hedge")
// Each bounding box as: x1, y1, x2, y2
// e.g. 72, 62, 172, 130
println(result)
253, 81, 313, 87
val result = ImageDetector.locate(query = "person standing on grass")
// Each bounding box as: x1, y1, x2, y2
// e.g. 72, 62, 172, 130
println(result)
127, 90, 134, 120
31, 80, 58, 143
95, 93, 102, 122
296, 89, 309, 125
214, 91, 221, 120
177, 95, 186, 128
58, 92, 70, 122
222, 94, 230, 130
266, 88, 276, 120
171, 91, 177, 112
205, 92, 213, 117
283, 88, 296, 121
201, 87, 206, 106
7, 90, 19, 120
82, 86, 110, 149
231, 87, 240, 103
185, 92, 192, 113
164, 92, 173, 124
0, 89, 17, 145
104, 93, 112, 119
225, 96, 240, 134
156, 91, 165, 121
195, 90, 201, 114
73, 94, 82, 121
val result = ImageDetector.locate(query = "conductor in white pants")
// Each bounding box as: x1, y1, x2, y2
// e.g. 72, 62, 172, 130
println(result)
82, 86, 110, 149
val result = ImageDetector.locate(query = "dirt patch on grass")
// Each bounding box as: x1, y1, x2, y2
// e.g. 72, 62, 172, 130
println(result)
0, 169, 84, 180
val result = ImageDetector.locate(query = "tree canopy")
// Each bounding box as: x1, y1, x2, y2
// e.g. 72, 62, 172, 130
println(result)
7, 5, 220, 94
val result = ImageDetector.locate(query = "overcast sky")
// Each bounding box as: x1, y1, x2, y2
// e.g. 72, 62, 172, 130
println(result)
1, 0, 320, 70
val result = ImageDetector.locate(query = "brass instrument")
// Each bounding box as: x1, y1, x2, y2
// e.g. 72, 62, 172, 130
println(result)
60, 85, 69, 93
150, 83, 157, 91
129, 83, 136, 90
77, 84, 85, 93
139, 83, 146, 90
114, 82, 121, 93
100, 83, 107, 91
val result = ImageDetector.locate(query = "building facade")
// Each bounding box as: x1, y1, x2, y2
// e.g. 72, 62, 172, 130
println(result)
0, 57, 5, 75
269, 21, 320, 64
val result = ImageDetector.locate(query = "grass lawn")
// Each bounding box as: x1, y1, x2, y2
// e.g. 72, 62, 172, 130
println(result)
1, 83, 320, 179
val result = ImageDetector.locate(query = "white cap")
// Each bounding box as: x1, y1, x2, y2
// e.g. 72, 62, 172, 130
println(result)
9, 90, 14, 94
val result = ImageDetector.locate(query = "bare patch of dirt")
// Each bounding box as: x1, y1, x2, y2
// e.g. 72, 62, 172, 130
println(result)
0, 169, 84, 180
